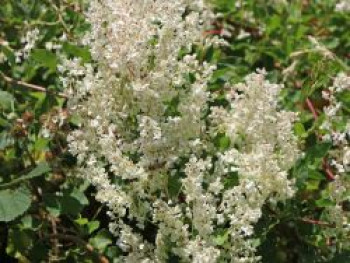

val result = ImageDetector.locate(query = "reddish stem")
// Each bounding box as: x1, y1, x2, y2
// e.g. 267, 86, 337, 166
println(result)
304, 97, 335, 181
203, 29, 223, 36
301, 218, 334, 227
322, 159, 336, 181
305, 98, 318, 120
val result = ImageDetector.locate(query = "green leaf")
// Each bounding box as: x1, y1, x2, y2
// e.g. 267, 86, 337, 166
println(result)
0, 162, 51, 189
294, 122, 307, 137
0, 186, 31, 222
69, 113, 83, 127
329, 251, 350, 263
168, 174, 182, 198
44, 187, 88, 217
25, 162, 51, 179
43, 194, 61, 217
89, 230, 112, 251
224, 171, 239, 189
20, 215, 41, 230
213, 230, 229, 246
34, 138, 49, 151
0, 132, 14, 150
305, 179, 320, 190
338, 91, 350, 108
62, 42, 91, 63
1, 45, 16, 65
0, 117, 10, 127
87, 221, 100, 234
75, 217, 89, 225
307, 170, 324, 180
315, 198, 336, 208
70, 187, 89, 206
8, 228, 33, 256
214, 133, 231, 151
306, 142, 332, 161
31, 49, 57, 72
0, 90, 15, 110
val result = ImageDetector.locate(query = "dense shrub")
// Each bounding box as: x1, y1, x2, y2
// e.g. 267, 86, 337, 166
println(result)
0, 0, 349, 262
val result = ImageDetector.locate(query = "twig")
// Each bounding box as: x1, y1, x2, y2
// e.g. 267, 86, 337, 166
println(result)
290, 46, 349, 71
0, 163, 51, 190
0, 71, 68, 99
47, 0, 72, 37
204, 29, 223, 36
304, 97, 336, 181
295, 83, 336, 181
0, 169, 35, 190
50, 217, 60, 262
300, 218, 335, 227
322, 159, 336, 181
28, 20, 61, 27
305, 98, 318, 120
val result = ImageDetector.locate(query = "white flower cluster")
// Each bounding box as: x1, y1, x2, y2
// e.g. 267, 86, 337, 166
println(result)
321, 73, 350, 173
209, 71, 299, 261
65, 1, 299, 262
335, 0, 350, 12
321, 73, 350, 245
0, 40, 9, 63
15, 28, 40, 63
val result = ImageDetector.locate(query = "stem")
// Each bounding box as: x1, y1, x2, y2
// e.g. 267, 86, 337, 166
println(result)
300, 218, 334, 227
50, 217, 60, 261
322, 159, 336, 181
290, 48, 349, 71
303, 96, 335, 181
204, 29, 223, 36
0, 71, 68, 99
0, 172, 34, 190
0, 163, 50, 190
305, 98, 318, 120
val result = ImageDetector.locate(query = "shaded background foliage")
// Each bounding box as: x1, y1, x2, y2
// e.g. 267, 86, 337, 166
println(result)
0, 0, 349, 262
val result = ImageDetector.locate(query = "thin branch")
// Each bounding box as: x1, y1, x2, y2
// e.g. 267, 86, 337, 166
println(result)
0, 71, 68, 99
47, 0, 72, 37
322, 159, 336, 181
305, 98, 318, 120
304, 97, 336, 181
300, 218, 335, 228
290, 45, 349, 71
0, 163, 51, 190
0, 170, 35, 190
294, 83, 336, 181
204, 29, 223, 36
50, 217, 60, 262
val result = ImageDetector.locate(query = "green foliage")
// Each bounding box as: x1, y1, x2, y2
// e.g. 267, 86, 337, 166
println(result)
210, 0, 350, 262
0, 0, 114, 262
0, 186, 31, 222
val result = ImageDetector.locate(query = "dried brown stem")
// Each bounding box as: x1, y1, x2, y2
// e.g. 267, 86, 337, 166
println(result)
50, 217, 60, 262
0, 71, 68, 99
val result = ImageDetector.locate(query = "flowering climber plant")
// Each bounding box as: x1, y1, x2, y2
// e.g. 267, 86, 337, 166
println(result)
319, 73, 350, 249
64, 0, 300, 262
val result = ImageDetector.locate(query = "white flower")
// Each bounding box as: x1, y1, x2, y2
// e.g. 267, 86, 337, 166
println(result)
65, 1, 300, 261
336, 0, 350, 12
